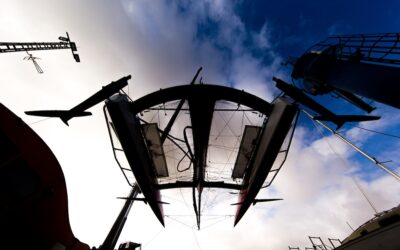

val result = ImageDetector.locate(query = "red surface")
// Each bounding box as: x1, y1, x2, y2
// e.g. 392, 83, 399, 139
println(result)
0, 103, 89, 250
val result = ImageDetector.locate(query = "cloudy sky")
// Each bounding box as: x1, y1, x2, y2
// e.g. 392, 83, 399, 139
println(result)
1, 1, 400, 249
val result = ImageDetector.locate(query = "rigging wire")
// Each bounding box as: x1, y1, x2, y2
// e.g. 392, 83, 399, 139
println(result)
242, 108, 262, 126
28, 117, 51, 125
142, 220, 173, 248
214, 105, 240, 141
217, 136, 240, 178
179, 188, 191, 210
165, 214, 234, 217
165, 215, 196, 229
200, 188, 211, 213
201, 216, 233, 230
352, 126, 400, 139
306, 112, 379, 214
175, 126, 195, 172
162, 134, 192, 162
201, 190, 229, 212
166, 133, 186, 143
191, 227, 202, 250
302, 109, 400, 182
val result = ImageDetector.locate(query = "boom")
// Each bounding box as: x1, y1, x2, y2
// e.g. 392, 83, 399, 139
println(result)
0, 32, 80, 62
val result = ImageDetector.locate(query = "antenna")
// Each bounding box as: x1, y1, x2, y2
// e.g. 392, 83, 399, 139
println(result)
23, 51, 43, 73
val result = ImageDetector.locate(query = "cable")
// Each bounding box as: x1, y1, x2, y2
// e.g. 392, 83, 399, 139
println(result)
177, 152, 192, 172
164, 215, 195, 229
354, 126, 400, 139
191, 227, 202, 250
28, 117, 51, 125
201, 216, 232, 230
302, 109, 400, 182
183, 126, 194, 159
165, 134, 192, 161
214, 105, 240, 140
307, 112, 379, 214
143, 220, 172, 247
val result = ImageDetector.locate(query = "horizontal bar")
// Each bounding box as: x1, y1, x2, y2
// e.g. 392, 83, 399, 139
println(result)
146, 108, 256, 112
0, 42, 71, 53
157, 181, 242, 190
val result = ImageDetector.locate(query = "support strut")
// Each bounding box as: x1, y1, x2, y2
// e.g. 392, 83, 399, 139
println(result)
99, 184, 140, 250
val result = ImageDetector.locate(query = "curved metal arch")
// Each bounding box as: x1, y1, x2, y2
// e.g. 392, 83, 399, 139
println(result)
129, 84, 273, 115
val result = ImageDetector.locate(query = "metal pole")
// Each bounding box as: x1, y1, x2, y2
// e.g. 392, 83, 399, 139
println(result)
99, 184, 140, 250
302, 109, 400, 182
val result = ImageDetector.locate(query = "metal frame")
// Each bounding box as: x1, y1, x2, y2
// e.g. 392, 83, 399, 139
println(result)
0, 32, 80, 62
104, 105, 135, 187
99, 185, 140, 250
104, 84, 298, 229
305, 32, 400, 66
309, 236, 328, 250
262, 110, 299, 188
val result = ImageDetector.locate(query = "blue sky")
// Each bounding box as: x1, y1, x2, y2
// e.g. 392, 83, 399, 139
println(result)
1, 1, 399, 249
172, 0, 400, 180
235, 0, 400, 56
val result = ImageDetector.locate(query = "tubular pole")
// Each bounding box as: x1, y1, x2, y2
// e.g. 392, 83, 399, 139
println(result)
302, 109, 400, 182
99, 184, 140, 250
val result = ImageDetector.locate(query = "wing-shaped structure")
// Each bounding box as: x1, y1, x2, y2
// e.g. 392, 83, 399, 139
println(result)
104, 84, 298, 229
25, 75, 131, 125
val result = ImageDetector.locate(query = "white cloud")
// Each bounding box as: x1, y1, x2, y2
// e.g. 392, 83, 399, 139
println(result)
1, 1, 399, 250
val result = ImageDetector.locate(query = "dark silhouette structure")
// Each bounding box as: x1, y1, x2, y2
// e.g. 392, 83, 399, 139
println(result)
23, 51, 43, 73
273, 77, 380, 129
0, 32, 80, 62
103, 69, 299, 229
0, 104, 90, 250
99, 185, 140, 250
25, 75, 131, 125
22, 71, 299, 246
291, 32, 400, 110
0, 32, 80, 73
